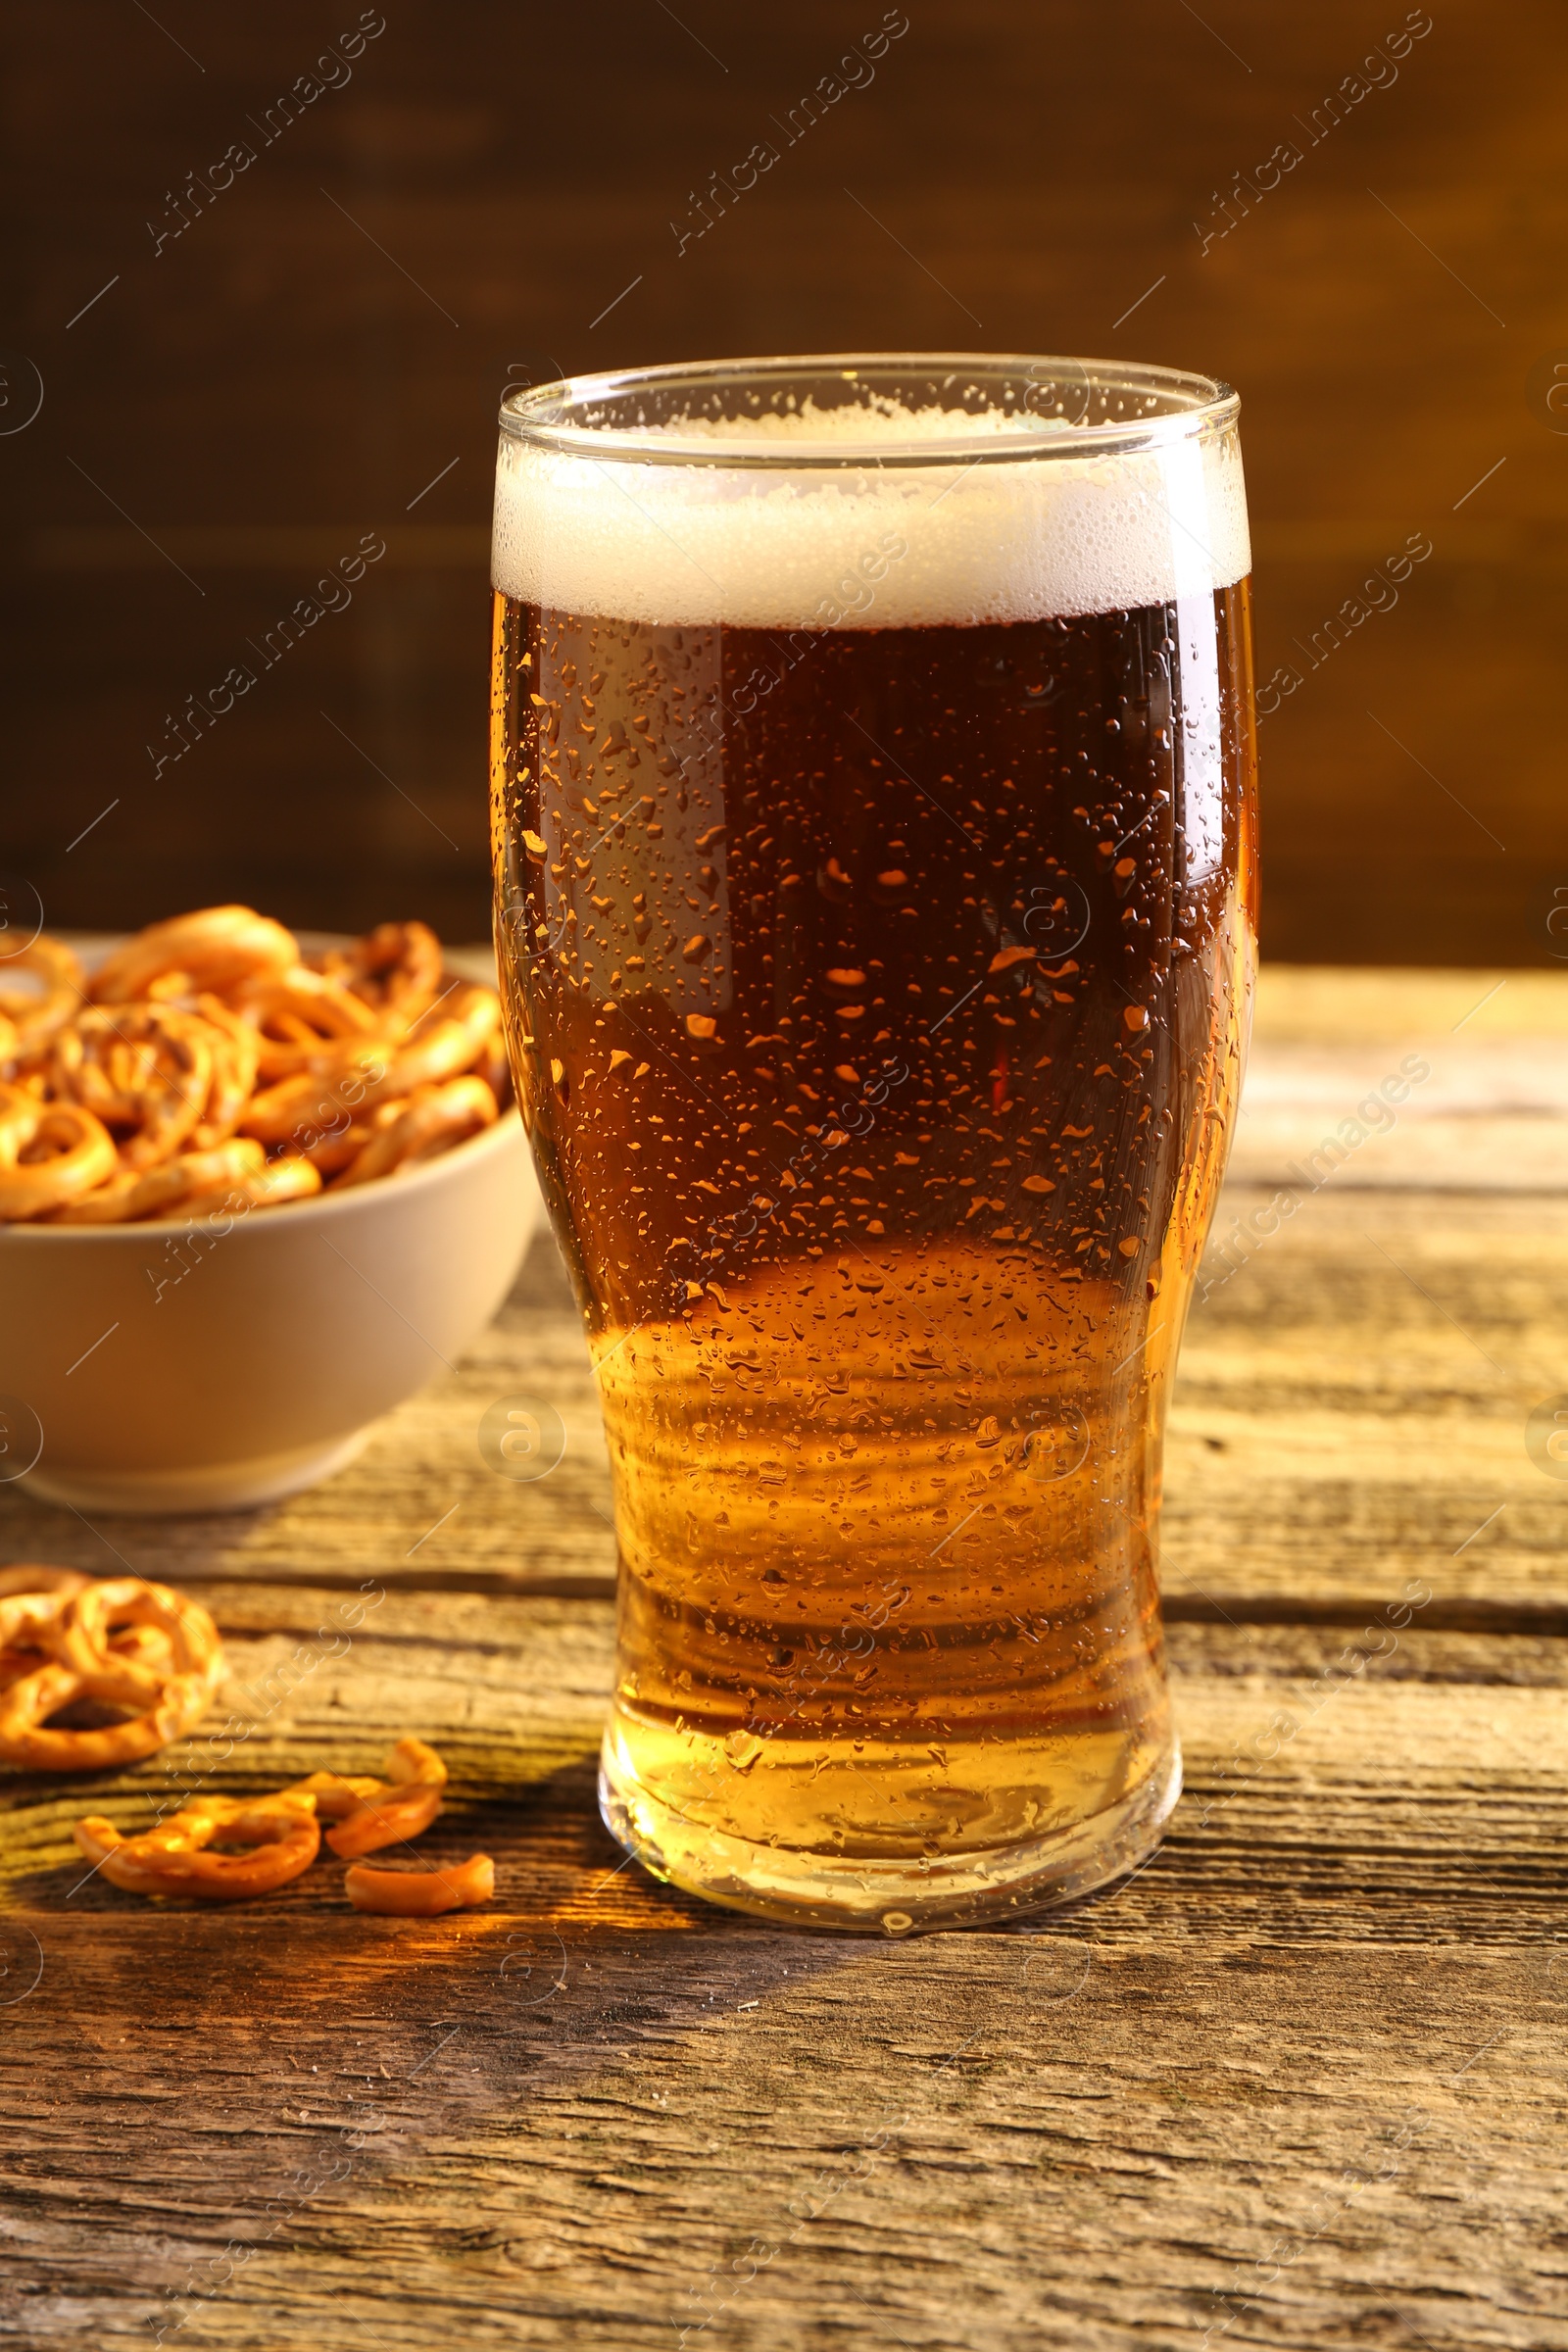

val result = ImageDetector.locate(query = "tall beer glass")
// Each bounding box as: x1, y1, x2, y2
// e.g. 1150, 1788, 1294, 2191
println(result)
490, 356, 1256, 1933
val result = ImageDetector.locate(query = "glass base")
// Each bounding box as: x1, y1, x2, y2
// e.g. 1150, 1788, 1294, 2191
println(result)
598, 1735, 1181, 1936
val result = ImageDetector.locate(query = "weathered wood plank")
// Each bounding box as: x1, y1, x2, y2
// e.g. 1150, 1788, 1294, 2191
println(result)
3, 967, 1563, 1621
2, 935, 1565, 2352
4, 1600, 1566, 1945
1, 1927, 1563, 2349
1168, 1184, 1568, 1626
4, 1186, 1563, 1625
1231, 964, 1568, 1194
3, 1595, 1566, 2345
1250, 967, 1568, 1044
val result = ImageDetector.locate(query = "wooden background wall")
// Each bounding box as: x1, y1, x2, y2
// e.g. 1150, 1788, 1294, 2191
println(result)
3, 0, 1563, 963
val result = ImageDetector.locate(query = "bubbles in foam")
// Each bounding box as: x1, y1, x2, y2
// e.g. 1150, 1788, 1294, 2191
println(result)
492, 397, 1250, 630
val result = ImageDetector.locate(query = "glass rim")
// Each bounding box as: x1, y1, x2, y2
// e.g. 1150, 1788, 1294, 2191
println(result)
497, 351, 1241, 470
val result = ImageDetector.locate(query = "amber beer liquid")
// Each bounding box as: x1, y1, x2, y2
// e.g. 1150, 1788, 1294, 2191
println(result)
490, 359, 1256, 1932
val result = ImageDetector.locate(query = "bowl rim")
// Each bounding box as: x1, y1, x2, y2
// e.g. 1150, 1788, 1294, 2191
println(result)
0, 1103, 526, 1246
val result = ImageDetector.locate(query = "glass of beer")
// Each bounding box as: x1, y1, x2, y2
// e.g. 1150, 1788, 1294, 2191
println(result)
490, 355, 1256, 1934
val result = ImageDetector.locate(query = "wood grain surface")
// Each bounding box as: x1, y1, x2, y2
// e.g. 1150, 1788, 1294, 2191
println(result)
1, 965, 1565, 2348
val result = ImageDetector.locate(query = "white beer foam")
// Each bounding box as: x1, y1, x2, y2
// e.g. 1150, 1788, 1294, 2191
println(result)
492, 398, 1250, 628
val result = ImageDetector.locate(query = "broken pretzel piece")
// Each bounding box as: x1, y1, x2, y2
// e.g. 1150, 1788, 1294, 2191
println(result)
314, 1735, 449, 1859
344, 1852, 495, 1915
67, 1729, 466, 1908
74, 1793, 320, 1901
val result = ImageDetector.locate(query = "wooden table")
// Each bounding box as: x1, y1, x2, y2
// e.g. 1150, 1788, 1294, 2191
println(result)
3, 967, 1565, 2350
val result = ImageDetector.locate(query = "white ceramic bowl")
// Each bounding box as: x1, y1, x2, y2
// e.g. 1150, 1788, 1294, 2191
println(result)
0, 1112, 537, 1515
0, 980, 538, 1517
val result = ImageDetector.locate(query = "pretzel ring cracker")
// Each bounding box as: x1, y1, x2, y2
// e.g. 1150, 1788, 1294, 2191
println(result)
188, 995, 261, 1145
0, 1566, 89, 1602
168, 1151, 320, 1222
321, 1736, 448, 1857
295, 1102, 397, 1177
235, 987, 501, 1147
385, 1734, 448, 1788
230, 968, 381, 1084
54, 1576, 221, 1699
237, 987, 502, 1149
314, 1779, 445, 1856
46, 1137, 266, 1225
52, 1004, 214, 1170
0, 1588, 100, 1695
0, 1648, 44, 1694
97, 1622, 177, 1681
88, 906, 299, 1004
0, 936, 85, 1065
473, 1026, 512, 1109
394, 981, 502, 1064
324, 1790, 444, 1859
336, 1077, 498, 1189
0, 1604, 78, 1706
236, 1039, 400, 1148
0, 1575, 223, 1771
286, 1736, 446, 1815
0, 1619, 174, 1698
40, 1165, 148, 1225
0, 1082, 39, 1163
8, 913, 497, 1217
344, 1852, 495, 1915
318, 920, 444, 1033
0, 1655, 217, 1771
0, 1089, 117, 1220
0, 1580, 112, 1692
297, 1745, 446, 1858
282, 1770, 383, 1816
0, 1592, 75, 1665
73, 1794, 319, 1901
